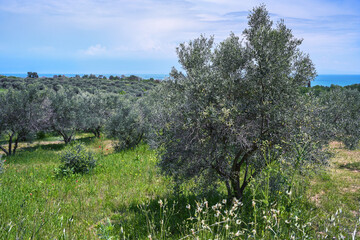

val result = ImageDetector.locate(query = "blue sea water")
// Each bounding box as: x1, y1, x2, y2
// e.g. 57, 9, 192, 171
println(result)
1, 73, 359, 87
312, 75, 360, 87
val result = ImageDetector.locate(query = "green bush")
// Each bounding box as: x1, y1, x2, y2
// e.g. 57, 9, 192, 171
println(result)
56, 143, 96, 175
35, 131, 47, 140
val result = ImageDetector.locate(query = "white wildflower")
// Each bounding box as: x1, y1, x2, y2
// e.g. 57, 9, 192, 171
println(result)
235, 230, 242, 236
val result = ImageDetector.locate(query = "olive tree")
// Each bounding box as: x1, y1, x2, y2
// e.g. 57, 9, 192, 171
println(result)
48, 88, 82, 144
318, 88, 360, 149
0, 85, 49, 156
151, 5, 317, 199
78, 91, 119, 137
105, 97, 144, 151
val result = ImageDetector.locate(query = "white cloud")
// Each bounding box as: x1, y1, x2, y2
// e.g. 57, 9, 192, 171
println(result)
0, 0, 359, 73
82, 44, 107, 56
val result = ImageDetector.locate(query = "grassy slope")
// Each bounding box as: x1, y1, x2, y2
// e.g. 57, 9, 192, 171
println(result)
308, 142, 360, 235
0, 139, 359, 239
0, 139, 172, 239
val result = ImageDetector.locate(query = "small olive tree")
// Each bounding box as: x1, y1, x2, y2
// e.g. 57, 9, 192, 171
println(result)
151, 5, 318, 199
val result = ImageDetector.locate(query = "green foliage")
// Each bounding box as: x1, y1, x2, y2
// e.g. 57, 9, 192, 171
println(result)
97, 218, 115, 240
345, 83, 360, 92
56, 142, 96, 175
317, 88, 360, 149
105, 97, 144, 151
48, 88, 82, 144
77, 91, 119, 137
0, 75, 159, 97
151, 5, 320, 199
35, 131, 47, 140
0, 84, 49, 155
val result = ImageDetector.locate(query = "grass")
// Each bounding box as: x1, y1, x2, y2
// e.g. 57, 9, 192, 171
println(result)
0, 139, 359, 239
308, 142, 360, 236
0, 139, 173, 239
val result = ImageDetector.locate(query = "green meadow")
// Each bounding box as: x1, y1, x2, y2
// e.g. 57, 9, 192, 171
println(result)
1, 136, 359, 239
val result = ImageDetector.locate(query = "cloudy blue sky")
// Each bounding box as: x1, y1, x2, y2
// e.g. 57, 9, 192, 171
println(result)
0, 0, 359, 74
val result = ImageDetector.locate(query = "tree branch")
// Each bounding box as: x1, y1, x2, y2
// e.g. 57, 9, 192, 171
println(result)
0, 145, 9, 156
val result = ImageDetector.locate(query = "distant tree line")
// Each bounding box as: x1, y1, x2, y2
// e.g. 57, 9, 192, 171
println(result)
0, 75, 159, 97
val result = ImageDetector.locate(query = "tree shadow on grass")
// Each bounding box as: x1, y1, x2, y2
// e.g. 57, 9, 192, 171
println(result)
20, 137, 95, 153
339, 162, 360, 171
75, 136, 94, 145
21, 143, 66, 152
105, 191, 226, 239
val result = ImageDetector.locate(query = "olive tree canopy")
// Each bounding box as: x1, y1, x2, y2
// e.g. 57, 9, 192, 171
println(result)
48, 88, 82, 144
319, 88, 360, 149
78, 91, 119, 138
0, 85, 49, 156
151, 5, 317, 199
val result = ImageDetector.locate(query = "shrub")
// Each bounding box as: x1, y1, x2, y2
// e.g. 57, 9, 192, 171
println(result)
36, 131, 47, 140
57, 142, 96, 175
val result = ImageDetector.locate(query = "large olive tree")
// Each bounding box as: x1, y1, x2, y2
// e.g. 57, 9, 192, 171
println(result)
151, 5, 317, 199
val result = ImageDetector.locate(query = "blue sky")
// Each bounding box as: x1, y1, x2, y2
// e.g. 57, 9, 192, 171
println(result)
0, 0, 359, 74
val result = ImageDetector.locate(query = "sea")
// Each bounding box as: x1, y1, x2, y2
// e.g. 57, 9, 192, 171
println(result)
1, 73, 360, 87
